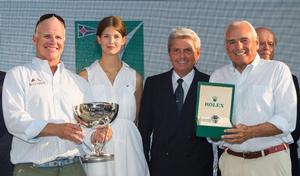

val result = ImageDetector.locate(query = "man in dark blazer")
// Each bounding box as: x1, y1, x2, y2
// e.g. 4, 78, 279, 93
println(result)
138, 28, 214, 176
256, 26, 300, 176
0, 71, 14, 176
291, 75, 300, 176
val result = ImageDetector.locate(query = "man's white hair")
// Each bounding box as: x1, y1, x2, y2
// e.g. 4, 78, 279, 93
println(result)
168, 27, 201, 51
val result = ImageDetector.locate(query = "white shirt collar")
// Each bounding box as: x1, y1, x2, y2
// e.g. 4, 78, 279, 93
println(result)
172, 69, 195, 102
230, 53, 261, 74
32, 57, 64, 74
172, 69, 195, 87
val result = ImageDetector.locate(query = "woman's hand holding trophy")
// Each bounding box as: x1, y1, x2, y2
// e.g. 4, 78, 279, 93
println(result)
91, 126, 113, 145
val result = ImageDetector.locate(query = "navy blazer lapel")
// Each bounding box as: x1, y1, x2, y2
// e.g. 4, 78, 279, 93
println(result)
183, 69, 200, 110
162, 70, 182, 137
163, 69, 180, 112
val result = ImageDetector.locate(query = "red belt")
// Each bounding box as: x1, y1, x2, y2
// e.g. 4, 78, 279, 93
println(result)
226, 143, 289, 159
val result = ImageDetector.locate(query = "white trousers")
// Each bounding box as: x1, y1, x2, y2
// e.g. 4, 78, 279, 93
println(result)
219, 149, 291, 176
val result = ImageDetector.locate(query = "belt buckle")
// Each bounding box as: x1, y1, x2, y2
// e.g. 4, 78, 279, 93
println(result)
242, 152, 246, 158
56, 159, 64, 167
242, 151, 262, 159
56, 157, 75, 167
57, 158, 67, 167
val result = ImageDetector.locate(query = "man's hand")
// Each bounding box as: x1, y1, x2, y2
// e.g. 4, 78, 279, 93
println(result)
222, 122, 282, 144
91, 126, 113, 145
75, 116, 89, 127
39, 123, 84, 144
222, 124, 253, 144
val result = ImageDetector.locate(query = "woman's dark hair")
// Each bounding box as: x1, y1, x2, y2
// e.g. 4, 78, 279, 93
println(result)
35, 13, 65, 32
96, 16, 126, 37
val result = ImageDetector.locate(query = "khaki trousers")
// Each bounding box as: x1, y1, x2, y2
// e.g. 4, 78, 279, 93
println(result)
13, 161, 86, 176
219, 149, 291, 176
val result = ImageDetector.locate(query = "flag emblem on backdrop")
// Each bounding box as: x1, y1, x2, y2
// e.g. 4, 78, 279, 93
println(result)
77, 24, 96, 38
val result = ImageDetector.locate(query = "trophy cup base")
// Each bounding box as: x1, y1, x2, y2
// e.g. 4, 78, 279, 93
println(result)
81, 153, 114, 163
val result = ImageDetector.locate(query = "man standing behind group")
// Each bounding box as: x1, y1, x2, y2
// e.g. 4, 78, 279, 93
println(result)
210, 20, 296, 176
138, 28, 214, 176
2, 14, 108, 176
256, 26, 300, 176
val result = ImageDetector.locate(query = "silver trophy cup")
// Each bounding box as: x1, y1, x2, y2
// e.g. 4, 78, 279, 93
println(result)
73, 102, 119, 163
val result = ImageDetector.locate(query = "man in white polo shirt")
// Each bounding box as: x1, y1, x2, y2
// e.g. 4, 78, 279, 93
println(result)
210, 20, 297, 176
2, 13, 110, 176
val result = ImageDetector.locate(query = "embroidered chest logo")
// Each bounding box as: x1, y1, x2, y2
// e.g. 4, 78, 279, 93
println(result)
29, 77, 45, 86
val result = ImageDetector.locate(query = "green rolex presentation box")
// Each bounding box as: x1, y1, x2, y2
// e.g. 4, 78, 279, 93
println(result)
195, 82, 234, 138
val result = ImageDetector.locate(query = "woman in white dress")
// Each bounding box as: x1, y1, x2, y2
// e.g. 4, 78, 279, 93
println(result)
79, 16, 149, 176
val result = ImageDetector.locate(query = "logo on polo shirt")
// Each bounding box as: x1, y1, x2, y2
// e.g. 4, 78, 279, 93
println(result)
29, 77, 45, 86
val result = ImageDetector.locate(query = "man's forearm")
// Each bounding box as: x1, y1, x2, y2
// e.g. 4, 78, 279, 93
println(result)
249, 122, 282, 138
